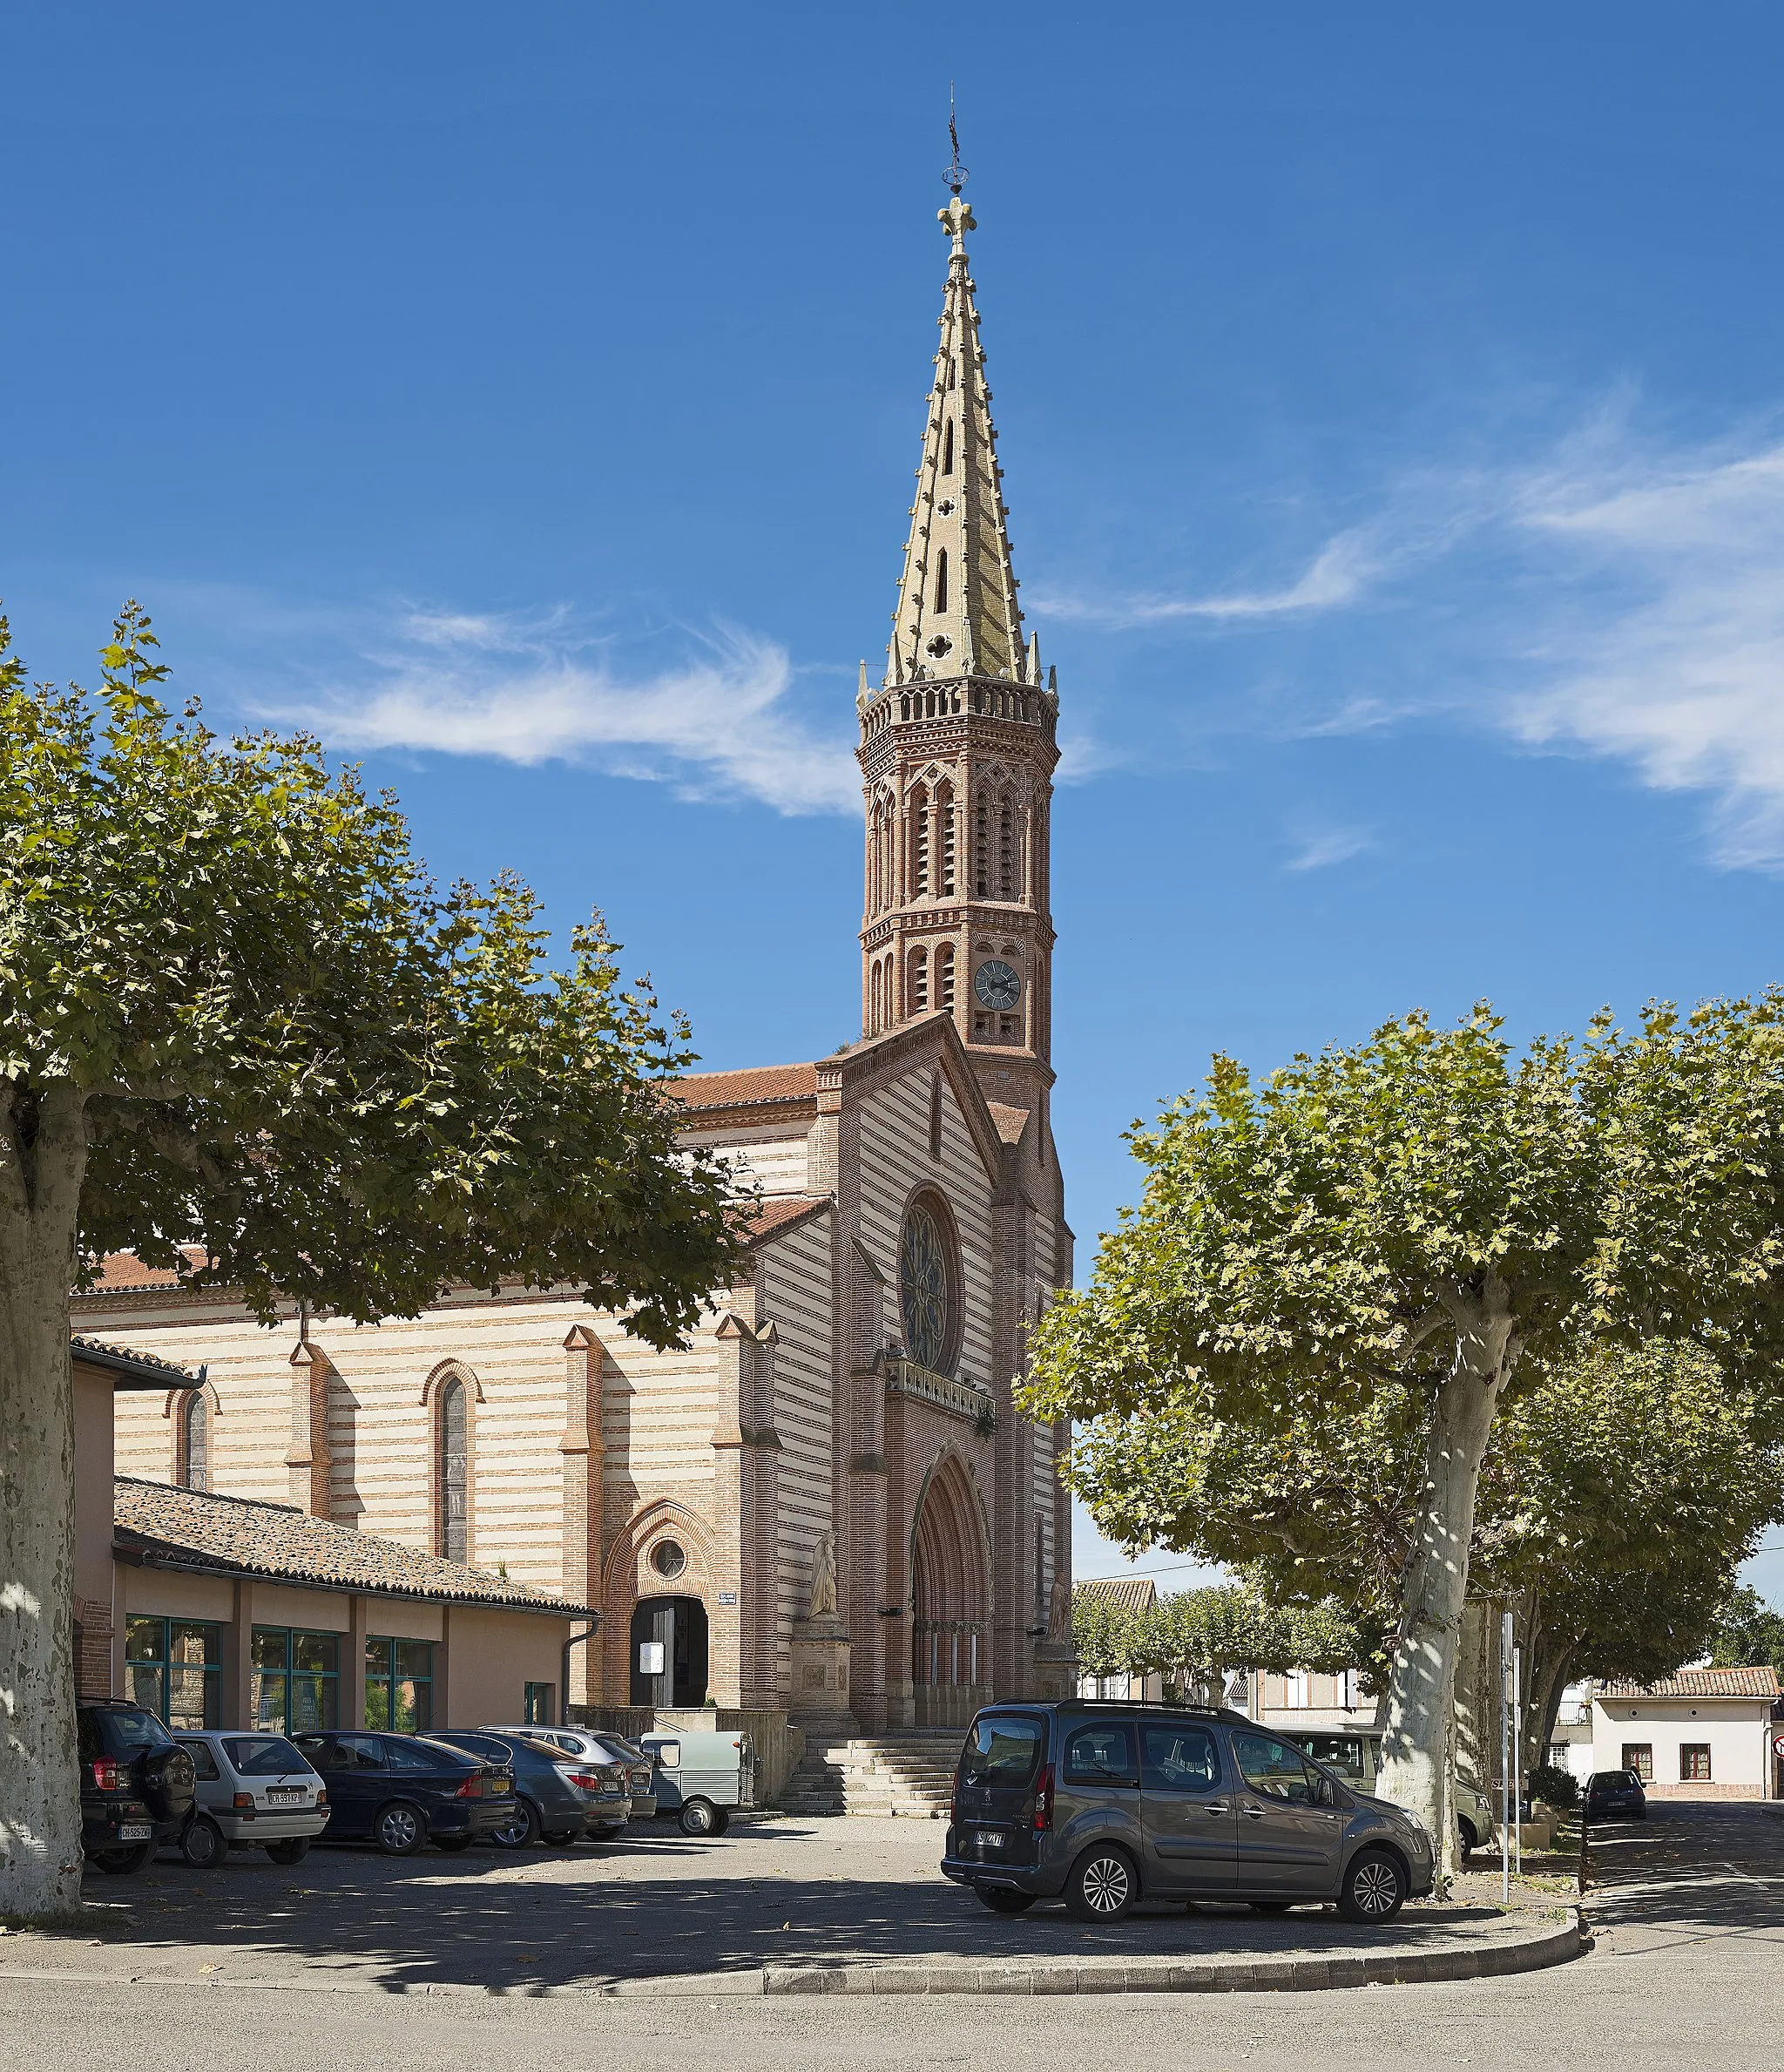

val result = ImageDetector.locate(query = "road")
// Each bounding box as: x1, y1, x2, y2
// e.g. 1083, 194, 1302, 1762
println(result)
3, 1801, 1780, 2069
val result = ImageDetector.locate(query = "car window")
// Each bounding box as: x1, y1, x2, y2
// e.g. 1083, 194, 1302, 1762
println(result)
647, 1742, 679, 1768
1233, 1730, 1321, 1805
181, 1740, 221, 1781
959, 1715, 1044, 1791
436, 1732, 509, 1762
224, 1736, 308, 1777
1140, 1723, 1220, 1794
1295, 1734, 1369, 1784
328, 1735, 387, 1771
100, 1708, 176, 1756
1062, 1722, 1138, 1788
389, 1738, 454, 1774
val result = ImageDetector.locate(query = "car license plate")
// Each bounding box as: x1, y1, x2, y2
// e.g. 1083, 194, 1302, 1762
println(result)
118, 1825, 153, 1842
266, 1789, 304, 1805
979, 1830, 1006, 1852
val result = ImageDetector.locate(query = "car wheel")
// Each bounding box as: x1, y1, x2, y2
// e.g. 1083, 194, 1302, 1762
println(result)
1248, 1899, 1293, 1913
373, 1801, 428, 1856
265, 1838, 311, 1866
679, 1798, 720, 1837
1065, 1844, 1137, 1922
976, 1887, 1036, 1914
1337, 1848, 1407, 1925
491, 1797, 543, 1849
179, 1815, 226, 1870
1458, 1819, 1477, 1860
433, 1834, 475, 1852
89, 1842, 155, 1875
542, 1830, 581, 1847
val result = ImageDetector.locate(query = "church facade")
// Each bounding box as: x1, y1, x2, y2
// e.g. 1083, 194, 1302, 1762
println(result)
82, 185, 1075, 1736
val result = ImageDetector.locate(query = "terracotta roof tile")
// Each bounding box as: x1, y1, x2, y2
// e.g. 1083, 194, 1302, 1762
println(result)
84, 1247, 209, 1292
672, 1062, 818, 1112
736, 1195, 832, 1246
72, 1336, 197, 1389
984, 1100, 1031, 1146
1596, 1666, 1781, 1700
1077, 1576, 1158, 1613
113, 1478, 591, 1616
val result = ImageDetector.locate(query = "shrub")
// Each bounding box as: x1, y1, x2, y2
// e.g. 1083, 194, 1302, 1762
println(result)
1529, 1763, 1578, 1810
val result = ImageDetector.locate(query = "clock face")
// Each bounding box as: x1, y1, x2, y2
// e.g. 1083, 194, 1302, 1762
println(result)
974, 959, 1022, 1011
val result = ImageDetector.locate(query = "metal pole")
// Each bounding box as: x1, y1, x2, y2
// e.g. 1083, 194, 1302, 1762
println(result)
1512, 1643, 1524, 1876
1501, 1608, 1513, 1905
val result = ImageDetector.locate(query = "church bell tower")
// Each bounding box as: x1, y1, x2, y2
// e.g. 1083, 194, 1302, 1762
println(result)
857, 178, 1059, 1126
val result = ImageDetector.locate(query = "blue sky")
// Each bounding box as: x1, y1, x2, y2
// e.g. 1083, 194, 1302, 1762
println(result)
7, 4, 1784, 1603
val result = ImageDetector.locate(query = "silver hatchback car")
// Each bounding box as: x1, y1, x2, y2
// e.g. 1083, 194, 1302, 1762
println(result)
174, 1730, 331, 1868
943, 1703, 1436, 1924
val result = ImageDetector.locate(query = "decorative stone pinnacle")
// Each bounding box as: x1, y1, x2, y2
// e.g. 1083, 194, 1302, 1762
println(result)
939, 195, 976, 252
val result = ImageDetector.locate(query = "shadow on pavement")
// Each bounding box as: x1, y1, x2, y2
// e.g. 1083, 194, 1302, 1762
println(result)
1586, 1802, 1784, 1954
52, 1816, 1525, 1991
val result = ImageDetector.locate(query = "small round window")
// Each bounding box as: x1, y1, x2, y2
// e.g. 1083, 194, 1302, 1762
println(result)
650, 1540, 687, 1581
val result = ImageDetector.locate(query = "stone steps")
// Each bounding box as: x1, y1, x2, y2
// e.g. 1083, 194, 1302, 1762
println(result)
776, 1732, 964, 1818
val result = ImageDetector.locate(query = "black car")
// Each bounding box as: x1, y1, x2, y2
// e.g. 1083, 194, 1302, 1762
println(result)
292, 1730, 516, 1855
1584, 1768, 1648, 1820
943, 1701, 1436, 1925
430, 1730, 630, 1846
78, 1702, 196, 1875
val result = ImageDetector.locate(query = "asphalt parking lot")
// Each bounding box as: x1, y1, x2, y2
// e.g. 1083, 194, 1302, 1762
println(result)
9, 1812, 1563, 1992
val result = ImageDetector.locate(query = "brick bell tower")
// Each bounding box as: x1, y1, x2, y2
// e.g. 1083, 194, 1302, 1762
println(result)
857, 178, 1060, 1133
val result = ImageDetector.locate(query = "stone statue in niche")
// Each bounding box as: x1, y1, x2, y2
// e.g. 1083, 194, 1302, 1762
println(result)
807, 1530, 839, 1620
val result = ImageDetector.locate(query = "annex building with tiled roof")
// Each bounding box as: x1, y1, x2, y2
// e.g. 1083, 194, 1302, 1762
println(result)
76, 182, 1077, 1739
1590, 1664, 1784, 1801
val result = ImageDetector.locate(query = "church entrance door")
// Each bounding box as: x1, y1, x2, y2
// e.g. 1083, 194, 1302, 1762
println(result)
909, 1456, 991, 1730
629, 1596, 709, 1710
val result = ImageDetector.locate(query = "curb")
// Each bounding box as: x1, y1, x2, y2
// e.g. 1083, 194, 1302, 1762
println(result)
0, 1912, 1582, 2001
760, 1912, 1584, 1997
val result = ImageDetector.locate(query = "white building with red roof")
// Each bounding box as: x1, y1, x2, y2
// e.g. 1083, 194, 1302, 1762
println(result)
1591, 1666, 1783, 1799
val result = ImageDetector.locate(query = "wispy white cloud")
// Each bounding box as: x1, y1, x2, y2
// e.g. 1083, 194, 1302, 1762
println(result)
252, 612, 862, 816
1033, 402, 1784, 866
1284, 827, 1375, 872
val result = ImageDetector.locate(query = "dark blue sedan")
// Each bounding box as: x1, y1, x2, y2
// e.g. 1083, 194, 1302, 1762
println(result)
293, 1731, 515, 1854
1584, 1768, 1648, 1820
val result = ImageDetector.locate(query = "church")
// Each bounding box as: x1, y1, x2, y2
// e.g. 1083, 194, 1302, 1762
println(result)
81, 180, 1077, 1740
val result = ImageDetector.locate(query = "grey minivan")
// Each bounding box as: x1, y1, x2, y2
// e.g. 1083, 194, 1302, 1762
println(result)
943, 1702, 1436, 1924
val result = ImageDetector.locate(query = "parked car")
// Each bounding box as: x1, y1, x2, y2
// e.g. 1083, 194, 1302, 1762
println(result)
943, 1702, 1436, 1925
291, 1730, 515, 1855
78, 1701, 196, 1875
505, 1725, 658, 1818
1281, 1727, 1499, 1859
431, 1730, 629, 1845
1584, 1768, 1648, 1821
639, 1729, 754, 1836
172, 1730, 331, 1867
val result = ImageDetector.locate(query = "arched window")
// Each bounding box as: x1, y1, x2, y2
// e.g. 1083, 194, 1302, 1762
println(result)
929, 1073, 943, 1160
870, 957, 884, 1034
936, 942, 956, 1012
998, 796, 1017, 899
180, 1391, 209, 1493
910, 785, 929, 895
936, 782, 956, 896
934, 548, 949, 613
974, 793, 990, 896
942, 419, 955, 474
898, 1195, 960, 1374
909, 946, 929, 1012
436, 1376, 468, 1563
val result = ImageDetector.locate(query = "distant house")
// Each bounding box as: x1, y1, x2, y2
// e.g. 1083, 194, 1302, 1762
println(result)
1591, 1666, 1782, 1800
1075, 1576, 1164, 1702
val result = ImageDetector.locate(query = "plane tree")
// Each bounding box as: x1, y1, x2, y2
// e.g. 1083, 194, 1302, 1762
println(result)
1025, 1002, 1784, 1845
0, 606, 742, 1920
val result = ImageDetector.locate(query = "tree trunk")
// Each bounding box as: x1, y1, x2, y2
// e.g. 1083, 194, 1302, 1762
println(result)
1377, 1282, 1515, 1852
0, 1084, 90, 1921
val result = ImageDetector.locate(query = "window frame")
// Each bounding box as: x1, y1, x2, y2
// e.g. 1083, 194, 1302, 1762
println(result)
1620, 1742, 1654, 1784
1679, 1742, 1713, 1783
251, 1626, 341, 1735
363, 1635, 435, 1732
124, 1615, 221, 1730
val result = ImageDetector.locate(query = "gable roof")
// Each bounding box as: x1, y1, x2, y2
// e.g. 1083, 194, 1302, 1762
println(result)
1597, 1666, 1781, 1701
1077, 1575, 1157, 1614
739, 1195, 832, 1247
672, 1063, 818, 1115
113, 1477, 592, 1617
73, 1336, 197, 1391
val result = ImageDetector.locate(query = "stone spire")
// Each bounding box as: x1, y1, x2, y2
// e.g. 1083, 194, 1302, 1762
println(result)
885, 193, 1031, 690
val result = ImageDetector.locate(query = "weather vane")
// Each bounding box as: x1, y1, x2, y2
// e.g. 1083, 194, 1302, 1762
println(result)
944, 85, 968, 195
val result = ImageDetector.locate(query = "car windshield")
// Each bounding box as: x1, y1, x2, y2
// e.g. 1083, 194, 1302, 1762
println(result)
223, 1736, 308, 1777
959, 1714, 1044, 1790
101, 1709, 175, 1754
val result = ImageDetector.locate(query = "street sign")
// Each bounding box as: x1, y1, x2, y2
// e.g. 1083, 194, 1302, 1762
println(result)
1773, 1731, 1784, 1757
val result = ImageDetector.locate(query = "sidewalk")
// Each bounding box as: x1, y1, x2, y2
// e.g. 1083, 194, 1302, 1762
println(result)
0, 1814, 1581, 1999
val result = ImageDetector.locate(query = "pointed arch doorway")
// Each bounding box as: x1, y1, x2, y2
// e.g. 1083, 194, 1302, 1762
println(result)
909, 1454, 992, 1729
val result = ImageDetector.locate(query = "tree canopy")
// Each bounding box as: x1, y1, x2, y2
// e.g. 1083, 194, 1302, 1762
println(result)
0, 605, 744, 1920
1025, 1003, 1784, 1842
1072, 1583, 1360, 1697
1707, 1583, 1784, 1679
